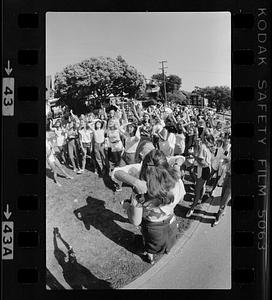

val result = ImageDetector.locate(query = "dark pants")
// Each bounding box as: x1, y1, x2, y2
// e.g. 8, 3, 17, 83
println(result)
121, 152, 136, 166
220, 173, 231, 209
110, 150, 122, 170
67, 139, 79, 170
191, 167, 210, 208
57, 145, 66, 163
94, 142, 107, 172
141, 217, 178, 254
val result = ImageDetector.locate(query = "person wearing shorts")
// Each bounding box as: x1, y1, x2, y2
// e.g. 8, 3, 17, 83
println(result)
106, 120, 124, 171
78, 119, 94, 174
120, 123, 140, 166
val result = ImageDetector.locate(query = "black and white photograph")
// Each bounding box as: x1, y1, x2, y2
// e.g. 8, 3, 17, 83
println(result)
46, 12, 231, 290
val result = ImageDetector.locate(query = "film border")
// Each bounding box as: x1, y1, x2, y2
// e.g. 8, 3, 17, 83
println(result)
1, 0, 270, 299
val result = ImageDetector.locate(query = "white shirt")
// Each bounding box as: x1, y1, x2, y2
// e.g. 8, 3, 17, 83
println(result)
93, 129, 105, 144
211, 146, 225, 171
53, 128, 65, 146
152, 121, 165, 134
79, 128, 93, 143
125, 131, 140, 153
168, 132, 176, 150
196, 144, 212, 178
112, 155, 186, 186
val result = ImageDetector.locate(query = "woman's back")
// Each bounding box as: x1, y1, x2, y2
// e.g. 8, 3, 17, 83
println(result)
142, 179, 185, 222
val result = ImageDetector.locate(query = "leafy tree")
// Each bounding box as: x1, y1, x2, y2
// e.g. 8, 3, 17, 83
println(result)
151, 73, 182, 100
193, 86, 231, 111
54, 56, 146, 113
166, 75, 182, 93
167, 91, 189, 105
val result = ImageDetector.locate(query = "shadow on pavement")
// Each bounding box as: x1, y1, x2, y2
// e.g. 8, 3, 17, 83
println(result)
46, 168, 55, 181
73, 196, 144, 257
101, 174, 116, 191
176, 195, 219, 225
52, 230, 112, 289
189, 210, 217, 225
46, 268, 65, 289
208, 196, 231, 207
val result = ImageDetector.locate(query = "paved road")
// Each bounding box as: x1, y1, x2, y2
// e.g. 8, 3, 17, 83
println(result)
129, 205, 231, 289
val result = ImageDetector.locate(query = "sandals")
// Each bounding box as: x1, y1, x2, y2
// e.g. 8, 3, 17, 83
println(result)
143, 252, 154, 264
186, 208, 194, 218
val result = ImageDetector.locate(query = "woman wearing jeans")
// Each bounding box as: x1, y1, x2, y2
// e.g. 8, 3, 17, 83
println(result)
66, 121, 80, 173
93, 120, 107, 175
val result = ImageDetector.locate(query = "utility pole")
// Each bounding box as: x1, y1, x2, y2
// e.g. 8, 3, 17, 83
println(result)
159, 60, 167, 104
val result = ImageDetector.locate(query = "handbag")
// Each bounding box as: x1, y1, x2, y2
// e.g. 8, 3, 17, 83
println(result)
127, 193, 143, 226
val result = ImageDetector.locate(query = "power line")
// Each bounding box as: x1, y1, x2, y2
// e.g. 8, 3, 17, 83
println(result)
159, 60, 168, 104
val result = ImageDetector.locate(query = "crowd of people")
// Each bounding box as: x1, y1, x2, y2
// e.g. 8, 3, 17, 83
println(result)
46, 99, 231, 264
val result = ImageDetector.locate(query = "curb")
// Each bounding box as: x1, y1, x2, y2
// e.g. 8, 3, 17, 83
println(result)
121, 200, 214, 289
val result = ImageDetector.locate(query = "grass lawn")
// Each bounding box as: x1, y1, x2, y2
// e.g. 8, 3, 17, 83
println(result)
46, 161, 211, 289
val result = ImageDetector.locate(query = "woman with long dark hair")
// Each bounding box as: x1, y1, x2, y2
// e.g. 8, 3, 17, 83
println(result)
112, 149, 185, 264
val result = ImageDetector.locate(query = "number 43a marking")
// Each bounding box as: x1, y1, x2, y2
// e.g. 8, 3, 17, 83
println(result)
3, 224, 12, 234
4, 86, 13, 96
2, 221, 14, 260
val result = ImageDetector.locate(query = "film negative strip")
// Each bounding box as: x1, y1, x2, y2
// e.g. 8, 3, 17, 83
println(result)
1, 0, 270, 299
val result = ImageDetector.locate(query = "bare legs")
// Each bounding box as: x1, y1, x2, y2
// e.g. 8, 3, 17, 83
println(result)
48, 157, 73, 186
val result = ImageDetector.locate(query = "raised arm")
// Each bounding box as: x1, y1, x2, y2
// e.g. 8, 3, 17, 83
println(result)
70, 109, 79, 122
114, 170, 147, 194
157, 127, 168, 141
131, 101, 141, 122
49, 119, 54, 131
120, 102, 128, 125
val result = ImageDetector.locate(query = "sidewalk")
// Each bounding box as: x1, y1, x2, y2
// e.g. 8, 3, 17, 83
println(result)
122, 198, 215, 289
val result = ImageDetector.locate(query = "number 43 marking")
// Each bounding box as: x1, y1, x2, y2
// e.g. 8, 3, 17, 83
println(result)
4, 86, 13, 96
2, 77, 14, 116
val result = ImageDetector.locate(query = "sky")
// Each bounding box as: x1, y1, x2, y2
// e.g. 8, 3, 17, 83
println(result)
46, 12, 231, 92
